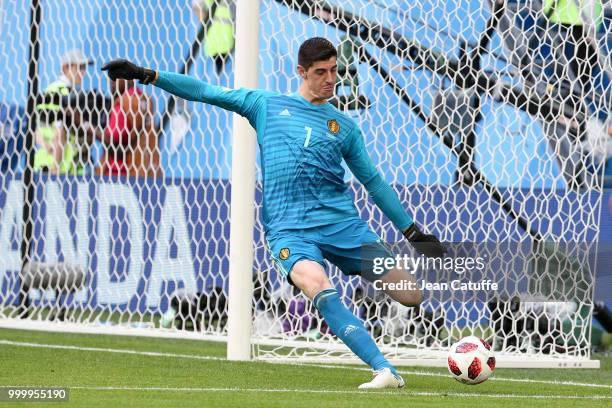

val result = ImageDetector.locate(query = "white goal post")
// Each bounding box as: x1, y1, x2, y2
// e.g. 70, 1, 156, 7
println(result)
0, 0, 608, 369
227, 0, 260, 361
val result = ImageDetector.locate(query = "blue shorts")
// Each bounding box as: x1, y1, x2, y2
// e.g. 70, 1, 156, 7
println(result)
266, 218, 394, 284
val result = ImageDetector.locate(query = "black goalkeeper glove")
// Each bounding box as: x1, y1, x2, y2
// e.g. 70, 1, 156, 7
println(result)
403, 223, 447, 259
101, 59, 157, 85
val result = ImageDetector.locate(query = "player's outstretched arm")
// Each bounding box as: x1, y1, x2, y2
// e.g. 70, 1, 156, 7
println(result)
342, 126, 446, 258
101, 59, 263, 120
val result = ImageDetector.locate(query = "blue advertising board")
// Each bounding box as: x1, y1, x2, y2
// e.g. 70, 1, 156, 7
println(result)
0, 175, 606, 316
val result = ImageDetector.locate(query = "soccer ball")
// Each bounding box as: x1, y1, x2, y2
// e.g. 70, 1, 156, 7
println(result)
447, 336, 495, 384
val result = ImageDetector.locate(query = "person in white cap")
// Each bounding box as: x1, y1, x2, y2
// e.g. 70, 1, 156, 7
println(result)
34, 49, 94, 174
59, 49, 94, 89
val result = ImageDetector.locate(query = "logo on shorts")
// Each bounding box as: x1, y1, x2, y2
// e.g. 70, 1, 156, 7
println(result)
279, 248, 290, 260
327, 119, 340, 134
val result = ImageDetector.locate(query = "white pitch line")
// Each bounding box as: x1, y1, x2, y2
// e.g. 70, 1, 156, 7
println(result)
6, 385, 606, 400
0, 339, 222, 361
300, 362, 612, 390
1, 339, 611, 391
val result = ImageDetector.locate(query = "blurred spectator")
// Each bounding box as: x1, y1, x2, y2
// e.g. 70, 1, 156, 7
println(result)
0, 103, 26, 173
64, 89, 112, 174
192, 0, 235, 74
583, 116, 612, 164
34, 49, 93, 174
541, 1, 603, 112
96, 79, 161, 178
34, 49, 93, 173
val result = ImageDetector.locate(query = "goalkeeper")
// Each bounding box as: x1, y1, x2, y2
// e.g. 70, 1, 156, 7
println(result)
102, 37, 444, 389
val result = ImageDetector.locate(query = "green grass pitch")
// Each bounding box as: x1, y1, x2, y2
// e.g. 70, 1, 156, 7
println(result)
0, 328, 610, 407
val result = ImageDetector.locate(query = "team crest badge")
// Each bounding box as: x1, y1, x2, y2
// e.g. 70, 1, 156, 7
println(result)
279, 248, 290, 260
327, 119, 340, 134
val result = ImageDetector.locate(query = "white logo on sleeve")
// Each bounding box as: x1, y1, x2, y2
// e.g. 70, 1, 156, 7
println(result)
279, 109, 291, 117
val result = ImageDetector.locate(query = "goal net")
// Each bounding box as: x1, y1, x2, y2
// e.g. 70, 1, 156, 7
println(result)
0, 0, 608, 368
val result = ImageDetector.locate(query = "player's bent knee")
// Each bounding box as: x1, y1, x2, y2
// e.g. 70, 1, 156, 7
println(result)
289, 260, 332, 299
381, 285, 422, 307
387, 286, 422, 307
378, 268, 422, 307
396, 291, 422, 307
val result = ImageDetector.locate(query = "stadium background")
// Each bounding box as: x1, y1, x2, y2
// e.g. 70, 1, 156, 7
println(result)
0, 1, 610, 318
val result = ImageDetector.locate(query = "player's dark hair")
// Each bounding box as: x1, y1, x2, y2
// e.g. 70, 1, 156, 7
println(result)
298, 37, 337, 70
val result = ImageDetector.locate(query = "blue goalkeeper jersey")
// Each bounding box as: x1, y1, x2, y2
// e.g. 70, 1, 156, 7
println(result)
155, 71, 413, 234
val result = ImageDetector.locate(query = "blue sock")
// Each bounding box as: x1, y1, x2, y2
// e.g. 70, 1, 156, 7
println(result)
313, 288, 397, 375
